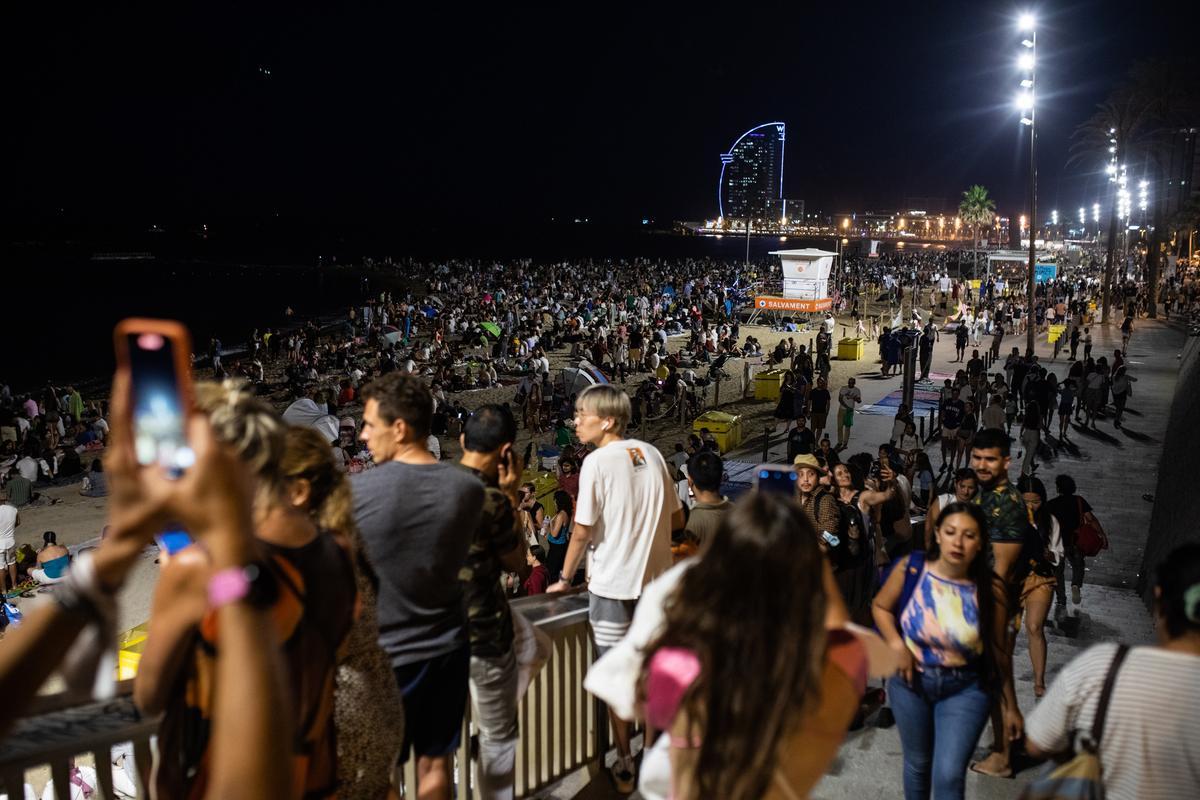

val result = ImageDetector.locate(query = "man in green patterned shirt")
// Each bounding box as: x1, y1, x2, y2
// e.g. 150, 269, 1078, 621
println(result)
968, 428, 1027, 778
458, 404, 528, 799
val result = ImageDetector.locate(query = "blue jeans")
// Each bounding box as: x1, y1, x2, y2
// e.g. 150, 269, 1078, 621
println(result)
888, 665, 990, 800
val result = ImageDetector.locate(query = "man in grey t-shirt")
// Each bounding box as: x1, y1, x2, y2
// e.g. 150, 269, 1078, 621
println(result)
352, 373, 483, 800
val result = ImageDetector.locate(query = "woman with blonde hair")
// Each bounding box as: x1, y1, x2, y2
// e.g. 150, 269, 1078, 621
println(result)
134, 380, 359, 800
280, 425, 404, 799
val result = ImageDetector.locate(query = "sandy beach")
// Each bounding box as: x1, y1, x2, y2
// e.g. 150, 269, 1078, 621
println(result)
7, 291, 929, 651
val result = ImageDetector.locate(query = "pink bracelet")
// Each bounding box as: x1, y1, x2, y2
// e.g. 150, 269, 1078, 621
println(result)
208, 567, 250, 608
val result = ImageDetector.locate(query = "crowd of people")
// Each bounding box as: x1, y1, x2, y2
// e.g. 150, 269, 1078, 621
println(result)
1, 248, 1199, 800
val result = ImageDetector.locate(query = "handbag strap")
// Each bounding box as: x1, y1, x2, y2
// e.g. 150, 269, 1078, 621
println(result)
1088, 644, 1130, 749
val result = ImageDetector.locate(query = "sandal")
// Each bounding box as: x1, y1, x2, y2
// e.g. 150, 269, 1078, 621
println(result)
969, 760, 1014, 779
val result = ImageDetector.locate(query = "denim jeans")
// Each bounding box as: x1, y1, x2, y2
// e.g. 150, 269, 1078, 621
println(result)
469, 646, 519, 800
888, 665, 991, 800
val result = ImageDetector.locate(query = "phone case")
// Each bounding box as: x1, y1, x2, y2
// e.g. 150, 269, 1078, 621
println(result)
113, 318, 195, 411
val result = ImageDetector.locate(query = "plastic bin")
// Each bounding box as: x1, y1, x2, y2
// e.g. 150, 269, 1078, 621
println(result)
693, 411, 743, 453
837, 338, 866, 360
754, 368, 786, 401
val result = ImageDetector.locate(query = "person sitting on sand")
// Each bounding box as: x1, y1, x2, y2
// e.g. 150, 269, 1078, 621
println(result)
79, 458, 108, 497
31, 530, 71, 585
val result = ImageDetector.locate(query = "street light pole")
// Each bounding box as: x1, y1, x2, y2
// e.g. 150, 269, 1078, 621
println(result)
1019, 16, 1037, 356
745, 217, 751, 267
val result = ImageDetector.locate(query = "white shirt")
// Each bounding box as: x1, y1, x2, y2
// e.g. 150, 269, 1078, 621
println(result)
574, 438, 679, 600
16, 456, 39, 483
0, 503, 18, 546
1027, 643, 1200, 800
823, 315, 835, 334
838, 385, 862, 411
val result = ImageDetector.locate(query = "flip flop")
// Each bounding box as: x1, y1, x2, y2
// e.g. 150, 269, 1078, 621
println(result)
969, 761, 1014, 779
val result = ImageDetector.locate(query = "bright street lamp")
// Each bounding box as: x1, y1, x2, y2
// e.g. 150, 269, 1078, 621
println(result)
1015, 11, 1038, 355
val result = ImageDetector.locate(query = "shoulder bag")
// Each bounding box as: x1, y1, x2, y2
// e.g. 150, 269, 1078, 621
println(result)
1073, 497, 1107, 558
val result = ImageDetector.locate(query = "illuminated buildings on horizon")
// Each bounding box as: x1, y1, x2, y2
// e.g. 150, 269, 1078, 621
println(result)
718, 122, 786, 221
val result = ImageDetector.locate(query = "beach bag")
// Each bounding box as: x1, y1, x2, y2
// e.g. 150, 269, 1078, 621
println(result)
3, 600, 23, 626
1018, 645, 1129, 800
1074, 498, 1107, 558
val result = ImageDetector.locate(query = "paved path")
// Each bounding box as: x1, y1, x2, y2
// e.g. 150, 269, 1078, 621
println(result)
555, 315, 1180, 799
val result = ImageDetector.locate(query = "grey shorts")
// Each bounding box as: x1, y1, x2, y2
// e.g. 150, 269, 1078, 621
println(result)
589, 593, 637, 656
1, 544, 15, 568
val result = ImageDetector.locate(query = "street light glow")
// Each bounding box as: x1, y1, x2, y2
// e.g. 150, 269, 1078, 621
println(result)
1018, 53, 1035, 70
1018, 13, 1036, 31
1015, 92, 1033, 110
1079, 207, 1086, 224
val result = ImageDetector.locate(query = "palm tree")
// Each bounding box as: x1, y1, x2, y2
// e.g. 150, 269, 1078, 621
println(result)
958, 185, 996, 279
1126, 60, 1200, 317
1070, 86, 1151, 323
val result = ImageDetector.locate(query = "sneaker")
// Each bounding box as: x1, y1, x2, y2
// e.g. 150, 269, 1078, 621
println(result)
1071, 585, 1081, 605
609, 756, 636, 794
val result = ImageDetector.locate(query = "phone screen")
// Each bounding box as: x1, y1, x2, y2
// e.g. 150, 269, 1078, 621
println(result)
755, 466, 798, 496
155, 529, 194, 555
128, 332, 192, 470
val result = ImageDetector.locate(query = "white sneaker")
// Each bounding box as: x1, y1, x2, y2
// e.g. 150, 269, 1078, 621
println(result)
609, 755, 637, 794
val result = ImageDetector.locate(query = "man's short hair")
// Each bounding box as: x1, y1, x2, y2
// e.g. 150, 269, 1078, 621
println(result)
361, 372, 433, 439
687, 451, 723, 493
971, 428, 1010, 457
462, 404, 517, 453
1055, 474, 1077, 495
576, 384, 631, 435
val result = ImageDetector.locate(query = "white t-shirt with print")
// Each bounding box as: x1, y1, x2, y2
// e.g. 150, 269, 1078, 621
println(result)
575, 439, 679, 600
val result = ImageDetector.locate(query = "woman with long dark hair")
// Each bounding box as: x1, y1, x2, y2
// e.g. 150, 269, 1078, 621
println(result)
1016, 475, 1061, 697
545, 489, 573, 583
873, 501, 1020, 800
637, 493, 867, 800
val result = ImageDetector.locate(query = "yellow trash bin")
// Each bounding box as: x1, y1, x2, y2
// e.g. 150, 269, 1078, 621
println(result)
837, 338, 866, 360
693, 411, 743, 453
754, 369, 786, 401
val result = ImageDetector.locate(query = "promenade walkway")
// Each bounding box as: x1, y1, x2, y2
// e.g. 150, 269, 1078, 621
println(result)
568, 315, 1181, 800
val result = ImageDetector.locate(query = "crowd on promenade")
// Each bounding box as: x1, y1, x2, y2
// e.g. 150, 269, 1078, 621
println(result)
1, 251, 1199, 800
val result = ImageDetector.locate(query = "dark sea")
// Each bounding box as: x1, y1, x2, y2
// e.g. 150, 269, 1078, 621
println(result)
2, 218, 863, 390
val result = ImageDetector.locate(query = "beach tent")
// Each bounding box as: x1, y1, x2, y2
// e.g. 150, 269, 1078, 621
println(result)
561, 359, 610, 395
282, 398, 340, 444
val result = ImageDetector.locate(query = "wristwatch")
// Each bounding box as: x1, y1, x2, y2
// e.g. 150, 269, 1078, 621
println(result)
208, 562, 279, 610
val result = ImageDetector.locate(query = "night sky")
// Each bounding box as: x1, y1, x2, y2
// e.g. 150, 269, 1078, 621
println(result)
5, 1, 1195, 230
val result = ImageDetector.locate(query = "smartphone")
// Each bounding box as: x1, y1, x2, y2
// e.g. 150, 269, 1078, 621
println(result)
155, 529, 194, 556
754, 464, 798, 495
114, 319, 195, 471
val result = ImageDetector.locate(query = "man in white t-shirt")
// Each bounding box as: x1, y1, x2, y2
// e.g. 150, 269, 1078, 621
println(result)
836, 377, 863, 450
548, 384, 682, 793
0, 493, 19, 594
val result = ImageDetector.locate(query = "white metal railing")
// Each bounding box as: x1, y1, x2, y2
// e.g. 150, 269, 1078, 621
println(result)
1, 593, 598, 800
401, 591, 598, 798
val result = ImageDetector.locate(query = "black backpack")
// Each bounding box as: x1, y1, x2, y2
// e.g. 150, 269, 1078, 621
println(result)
814, 491, 870, 572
